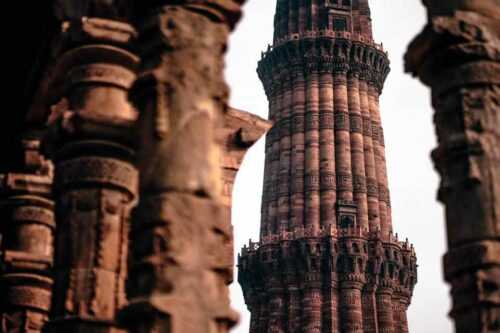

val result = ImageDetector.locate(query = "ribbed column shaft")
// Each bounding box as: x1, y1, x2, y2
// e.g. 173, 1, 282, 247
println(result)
319, 71, 337, 229
298, 0, 307, 33
323, 281, 340, 333
376, 289, 395, 333
303, 284, 322, 332
362, 285, 379, 333
340, 283, 364, 333
359, 79, 380, 232
278, 76, 292, 231
259, 293, 269, 331
305, 70, 321, 233
334, 70, 353, 201
348, 72, 369, 231
393, 296, 410, 333
261, 132, 273, 238
289, 0, 298, 34
270, 80, 282, 234
311, 0, 319, 30
287, 287, 301, 332
268, 288, 286, 332
368, 84, 391, 238
290, 69, 306, 231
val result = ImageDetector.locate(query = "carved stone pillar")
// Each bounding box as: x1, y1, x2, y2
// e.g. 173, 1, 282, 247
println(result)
0, 136, 54, 333
268, 286, 285, 333
339, 281, 364, 333
334, 69, 353, 202
406, 1, 500, 331
348, 71, 369, 231
278, 75, 292, 232
319, 69, 337, 230
362, 283, 379, 333
290, 68, 306, 232
121, 2, 243, 332
376, 285, 395, 333
305, 70, 321, 234
368, 84, 390, 239
43, 5, 139, 331
359, 78, 380, 233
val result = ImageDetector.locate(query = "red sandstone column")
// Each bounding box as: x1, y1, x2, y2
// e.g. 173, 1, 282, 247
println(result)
340, 281, 364, 333
44, 15, 139, 332
348, 72, 369, 231
323, 245, 340, 333
269, 78, 282, 235
289, 0, 298, 34
281, 0, 290, 38
334, 69, 354, 202
268, 286, 286, 333
406, 5, 499, 331
359, 78, 380, 233
319, 70, 337, 230
262, 81, 280, 237
377, 286, 395, 333
298, 0, 307, 33
290, 69, 306, 231
311, 0, 319, 30
259, 292, 269, 331
362, 284, 379, 333
368, 84, 390, 238
287, 286, 301, 332
301, 240, 322, 333
0, 137, 54, 333
305, 70, 321, 234
261, 129, 273, 238
392, 293, 410, 333
122, 2, 242, 332
278, 74, 292, 232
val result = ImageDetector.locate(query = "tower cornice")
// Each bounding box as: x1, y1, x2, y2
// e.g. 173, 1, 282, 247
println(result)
258, 37, 390, 96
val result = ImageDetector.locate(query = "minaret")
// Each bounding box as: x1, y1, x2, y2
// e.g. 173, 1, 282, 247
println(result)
238, 1, 418, 332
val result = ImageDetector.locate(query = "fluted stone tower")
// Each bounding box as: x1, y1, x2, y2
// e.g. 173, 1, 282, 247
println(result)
238, 1, 418, 332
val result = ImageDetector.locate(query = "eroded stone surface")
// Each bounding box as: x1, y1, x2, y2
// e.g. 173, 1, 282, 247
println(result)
406, 1, 500, 331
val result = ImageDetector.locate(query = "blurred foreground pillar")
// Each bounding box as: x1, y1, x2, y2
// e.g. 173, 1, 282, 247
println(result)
406, 1, 500, 331
0, 134, 54, 333
120, 1, 252, 332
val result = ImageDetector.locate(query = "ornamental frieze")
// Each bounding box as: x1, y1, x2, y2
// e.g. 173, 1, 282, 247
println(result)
258, 38, 390, 96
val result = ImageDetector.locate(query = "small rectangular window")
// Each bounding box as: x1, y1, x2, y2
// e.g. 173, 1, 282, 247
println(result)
333, 17, 348, 31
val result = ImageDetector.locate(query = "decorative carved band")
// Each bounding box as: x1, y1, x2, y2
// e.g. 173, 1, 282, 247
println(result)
371, 121, 380, 143
366, 178, 379, 198
319, 113, 334, 130
350, 114, 363, 134
335, 112, 350, 131
258, 39, 390, 96
55, 157, 138, 196
353, 175, 367, 193
337, 173, 353, 191
320, 172, 337, 191
291, 115, 305, 134
67, 63, 136, 90
305, 172, 320, 191
362, 116, 372, 137
305, 113, 320, 131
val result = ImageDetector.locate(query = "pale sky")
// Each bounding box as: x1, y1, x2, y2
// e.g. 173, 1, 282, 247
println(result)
225, 1, 453, 332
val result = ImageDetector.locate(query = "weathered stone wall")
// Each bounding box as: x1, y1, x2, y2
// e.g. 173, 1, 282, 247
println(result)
406, 0, 500, 332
